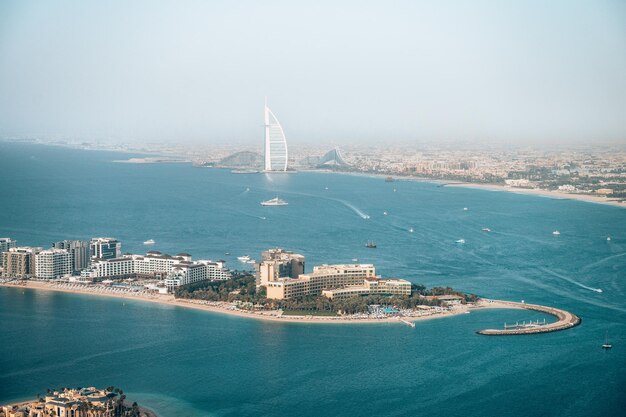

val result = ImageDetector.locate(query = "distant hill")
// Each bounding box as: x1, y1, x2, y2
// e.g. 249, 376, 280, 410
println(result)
218, 151, 263, 168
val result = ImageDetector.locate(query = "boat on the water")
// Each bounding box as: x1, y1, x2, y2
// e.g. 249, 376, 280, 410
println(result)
482, 228, 491, 232
237, 255, 250, 262
351, 258, 358, 262
456, 239, 465, 244
383, 211, 388, 216
553, 230, 561, 235
245, 259, 256, 264
607, 236, 611, 241
143, 239, 155, 245
409, 228, 414, 233
602, 331, 613, 349
463, 207, 469, 211
261, 197, 288, 206
366, 241, 377, 248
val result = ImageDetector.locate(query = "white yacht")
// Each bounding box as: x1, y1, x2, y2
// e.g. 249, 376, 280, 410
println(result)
383, 211, 388, 216
143, 239, 155, 245
607, 236, 611, 241
456, 239, 466, 244
482, 228, 491, 232
261, 197, 288, 206
552, 230, 561, 236
463, 207, 469, 211
237, 255, 251, 262
409, 228, 414, 233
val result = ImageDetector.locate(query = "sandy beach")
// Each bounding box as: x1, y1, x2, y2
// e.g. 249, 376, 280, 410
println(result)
440, 182, 624, 208
307, 169, 625, 209
0, 280, 518, 325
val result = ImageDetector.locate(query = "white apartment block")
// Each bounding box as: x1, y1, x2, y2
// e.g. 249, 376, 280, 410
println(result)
0, 237, 17, 254
35, 249, 73, 279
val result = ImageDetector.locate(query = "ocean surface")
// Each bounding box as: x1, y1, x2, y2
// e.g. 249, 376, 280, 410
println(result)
0, 141, 625, 417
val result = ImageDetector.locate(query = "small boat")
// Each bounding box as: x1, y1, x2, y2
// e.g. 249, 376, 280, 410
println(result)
143, 239, 155, 245
260, 197, 288, 206
607, 236, 611, 241
225, 252, 230, 255
366, 241, 377, 248
456, 239, 465, 244
383, 211, 388, 216
245, 259, 256, 264
409, 228, 414, 233
237, 255, 250, 262
325, 187, 329, 190
552, 230, 561, 235
482, 228, 491, 232
463, 207, 469, 211
602, 331, 612, 349
351, 258, 358, 262
393, 188, 397, 192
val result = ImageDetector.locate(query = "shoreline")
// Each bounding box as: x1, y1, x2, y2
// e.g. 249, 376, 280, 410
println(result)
2, 280, 518, 325
305, 169, 626, 209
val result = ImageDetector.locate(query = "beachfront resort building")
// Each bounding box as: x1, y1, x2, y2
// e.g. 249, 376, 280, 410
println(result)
34, 249, 73, 279
265, 263, 378, 300
90, 237, 121, 260
321, 278, 412, 299
53, 239, 91, 273
0, 237, 17, 254
1, 387, 127, 417
257, 248, 305, 288
164, 260, 230, 291
81, 251, 230, 290
259, 250, 413, 300
1, 246, 42, 278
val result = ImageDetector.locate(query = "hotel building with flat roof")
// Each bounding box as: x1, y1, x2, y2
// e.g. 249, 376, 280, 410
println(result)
266, 264, 377, 300
321, 278, 411, 299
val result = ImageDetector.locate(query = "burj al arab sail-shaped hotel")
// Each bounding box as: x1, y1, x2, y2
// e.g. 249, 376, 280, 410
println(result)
264, 99, 289, 172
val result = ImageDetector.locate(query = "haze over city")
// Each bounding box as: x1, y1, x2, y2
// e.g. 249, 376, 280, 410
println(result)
1, 0, 625, 145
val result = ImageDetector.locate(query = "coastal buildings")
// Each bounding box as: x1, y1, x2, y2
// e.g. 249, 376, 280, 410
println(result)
266, 263, 377, 300
1, 247, 41, 278
90, 237, 121, 260
0, 237, 17, 254
263, 99, 289, 172
34, 249, 72, 279
322, 278, 411, 299
257, 248, 305, 288
81, 251, 230, 290
164, 260, 230, 291
53, 240, 91, 272
0, 387, 140, 417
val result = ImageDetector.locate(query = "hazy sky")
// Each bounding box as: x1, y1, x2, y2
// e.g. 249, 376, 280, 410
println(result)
0, 0, 625, 145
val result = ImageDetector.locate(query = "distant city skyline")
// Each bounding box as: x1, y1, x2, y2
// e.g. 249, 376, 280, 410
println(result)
0, 0, 625, 145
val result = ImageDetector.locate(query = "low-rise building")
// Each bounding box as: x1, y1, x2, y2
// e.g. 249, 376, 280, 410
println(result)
266, 264, 376, 300
321, 278, 411, 299
164, 260, 230, 291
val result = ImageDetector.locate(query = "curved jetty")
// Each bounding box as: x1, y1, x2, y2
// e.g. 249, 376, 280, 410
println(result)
477, 299, 580, 335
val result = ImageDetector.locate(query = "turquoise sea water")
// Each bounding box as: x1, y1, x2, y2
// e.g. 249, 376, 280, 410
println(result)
0, 142, 625, 416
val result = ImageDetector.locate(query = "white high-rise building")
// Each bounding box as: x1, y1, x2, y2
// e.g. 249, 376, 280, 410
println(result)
35, 249, 72, 279
0, 237, 17, 254
90, 237, 121, 260
263, 98, 288, 172
53, 240, 91, 272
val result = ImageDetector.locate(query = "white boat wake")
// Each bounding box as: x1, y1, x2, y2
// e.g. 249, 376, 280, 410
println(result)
540, 268, 603, 293
335, 198, 370, 219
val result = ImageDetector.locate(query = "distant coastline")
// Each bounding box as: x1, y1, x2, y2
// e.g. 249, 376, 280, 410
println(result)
307, 169, 626, 209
